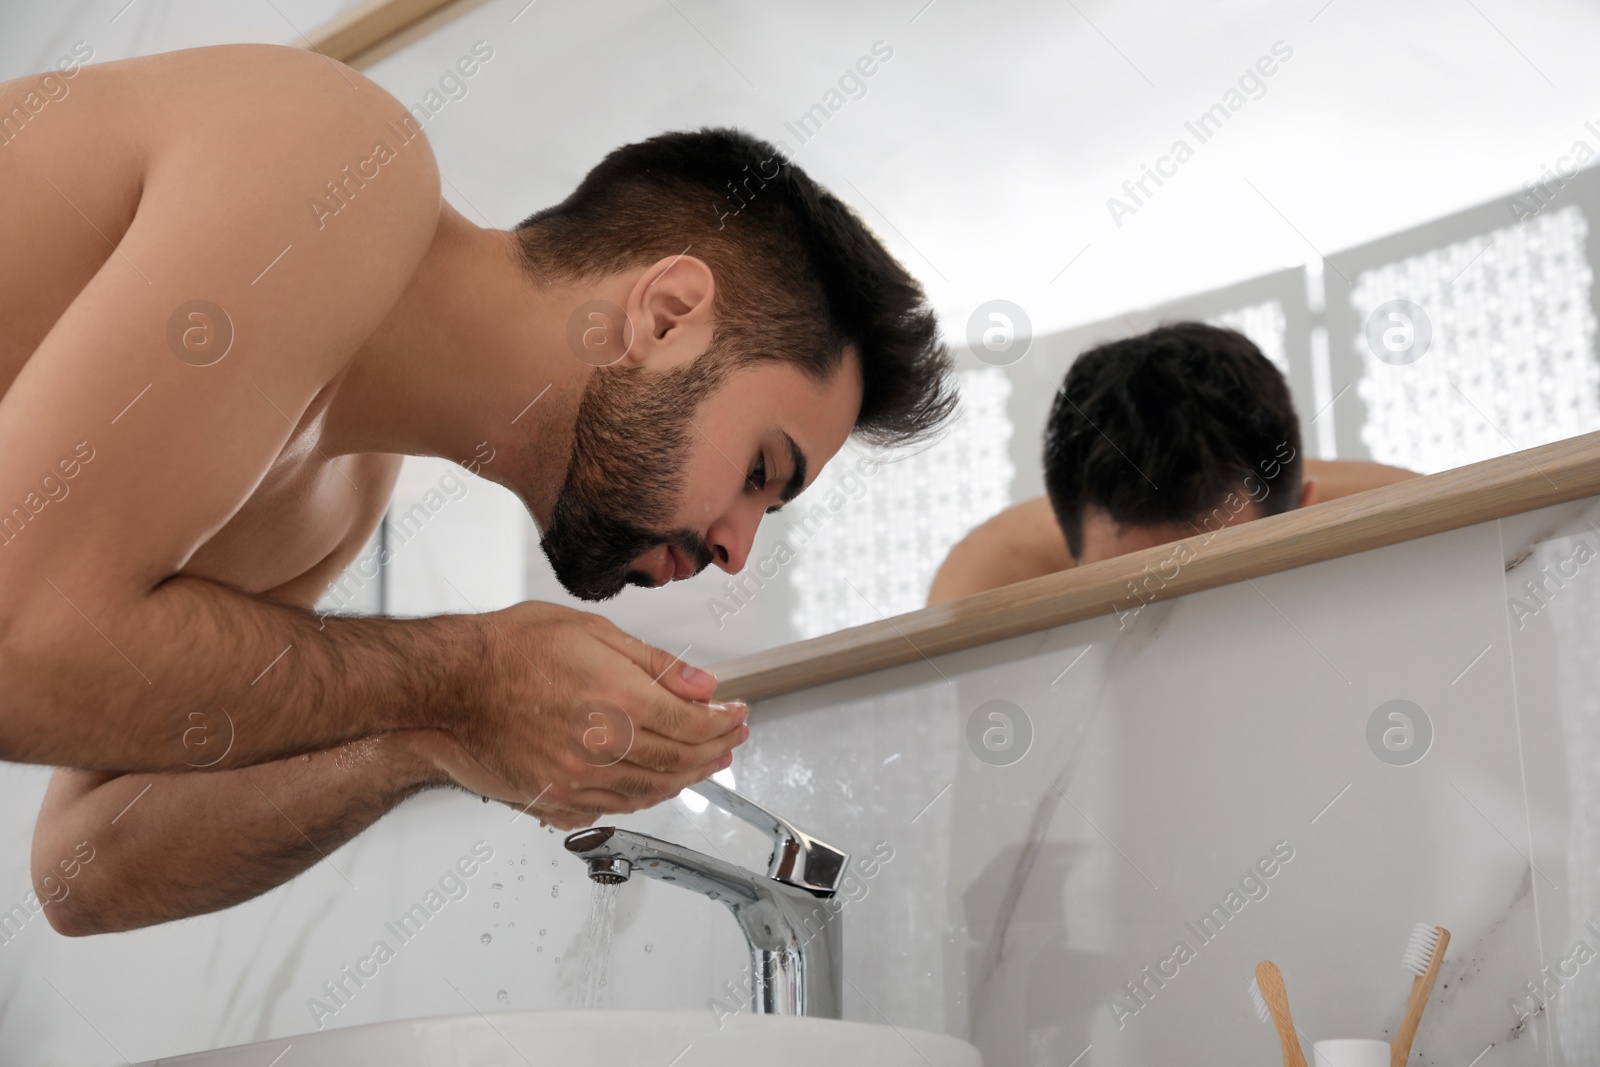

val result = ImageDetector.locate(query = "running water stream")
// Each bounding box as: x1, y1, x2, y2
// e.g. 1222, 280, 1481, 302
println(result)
579, 882, 621, 1009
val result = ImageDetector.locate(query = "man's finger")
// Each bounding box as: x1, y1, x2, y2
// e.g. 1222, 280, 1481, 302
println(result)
553, 788, 659, 817
530, 786, 654, 820
592, 765, 682, 800
624, 682, 746, 745
592, 626, 720, 704
595, 737, 741, 797
496, 797, 592, 830
651, 754, 738, 800
620, 723, 747, 776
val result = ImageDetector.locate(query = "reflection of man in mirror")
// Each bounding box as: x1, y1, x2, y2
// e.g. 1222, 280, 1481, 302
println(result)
930, 323, 1417, 603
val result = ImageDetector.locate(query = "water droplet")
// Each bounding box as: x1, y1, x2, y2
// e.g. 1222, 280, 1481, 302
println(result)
554, 956, 561, 964
517, 875, 524, 882
492, 883, 503, 891
481, 795, 489, 804
644, 944, 653, 953
497, 989, 508, 1002
520, 858, 528, 865
480, 933, 492, 944
539, 929, 546, 936
493, 901, 500, 909
551, 885, 559, 898
551, 860, 558, 867
536, 945, 543, 953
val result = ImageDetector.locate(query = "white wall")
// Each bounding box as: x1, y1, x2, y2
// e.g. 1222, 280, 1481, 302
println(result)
742, 494, 1600, 1064
6, 492, 1595, 1063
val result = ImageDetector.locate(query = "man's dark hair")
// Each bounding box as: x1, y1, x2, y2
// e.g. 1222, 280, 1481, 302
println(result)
513, 127, 957, 446
1042, 322, 1303, 558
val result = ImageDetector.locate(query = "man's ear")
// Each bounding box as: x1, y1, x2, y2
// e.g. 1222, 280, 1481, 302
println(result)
1299, 478, 1320, 508
621, 254, 717, 372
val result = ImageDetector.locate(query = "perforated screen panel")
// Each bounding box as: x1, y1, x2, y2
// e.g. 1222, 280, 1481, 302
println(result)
1346, 205, 1598, 474
787, 368, 1015, 638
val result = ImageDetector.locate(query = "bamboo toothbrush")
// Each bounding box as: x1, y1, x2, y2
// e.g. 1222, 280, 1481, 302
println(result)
1250, 961, 1309, 1067
1391, 923, 1450, 1066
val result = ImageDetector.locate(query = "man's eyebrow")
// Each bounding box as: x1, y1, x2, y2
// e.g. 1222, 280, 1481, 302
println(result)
779, 432, 808, 505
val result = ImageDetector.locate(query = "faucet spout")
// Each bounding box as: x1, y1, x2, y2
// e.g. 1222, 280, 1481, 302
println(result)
687, 779, 849, 896
564, 823, 845, 1018
582, 853, 631, 885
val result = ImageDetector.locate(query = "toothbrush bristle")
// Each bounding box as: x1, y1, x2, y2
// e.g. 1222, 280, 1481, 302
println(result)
1248, 976, 1271, 1023
1401, 922, 1441, 976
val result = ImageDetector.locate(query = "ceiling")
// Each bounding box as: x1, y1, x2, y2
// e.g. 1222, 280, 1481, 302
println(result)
5, 0, 1597, 340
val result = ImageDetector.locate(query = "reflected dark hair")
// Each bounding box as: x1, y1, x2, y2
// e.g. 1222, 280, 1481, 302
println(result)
1043, 322, 1302, 558
513, 128, 957, 446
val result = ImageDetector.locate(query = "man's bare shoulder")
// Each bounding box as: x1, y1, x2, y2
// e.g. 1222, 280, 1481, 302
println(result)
4, 43, 443, 295
0, 44, 444, 324
130, 43, 443, 227
121, 43, 421, 136
0, 45, 445, 597
114, 44, 445, 367
927, 497, 1075, 604
1301, 458, 1421, 503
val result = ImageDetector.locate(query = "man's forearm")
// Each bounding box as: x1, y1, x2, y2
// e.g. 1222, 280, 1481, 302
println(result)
3, 573, 486, 771
33, 731, 450, 935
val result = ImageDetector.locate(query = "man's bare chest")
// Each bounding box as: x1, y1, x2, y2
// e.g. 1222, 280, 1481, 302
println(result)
181, 450, 402, 607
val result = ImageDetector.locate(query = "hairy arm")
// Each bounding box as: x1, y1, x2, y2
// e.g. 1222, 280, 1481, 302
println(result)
33, 730, 464, 935
33, 717, 633, 934
5, 571, 492, 770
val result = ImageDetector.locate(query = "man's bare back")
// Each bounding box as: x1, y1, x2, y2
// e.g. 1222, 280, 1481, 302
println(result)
0, 44, 416, 605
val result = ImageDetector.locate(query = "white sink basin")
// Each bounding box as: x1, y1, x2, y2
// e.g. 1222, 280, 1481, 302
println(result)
136, 1010, 982, 1066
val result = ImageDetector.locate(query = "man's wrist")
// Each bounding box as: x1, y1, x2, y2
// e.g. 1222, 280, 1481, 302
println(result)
418, 611, 494, 737
381, 729, 456, 791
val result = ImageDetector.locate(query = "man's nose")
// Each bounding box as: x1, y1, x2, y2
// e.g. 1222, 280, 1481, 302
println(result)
708, 504, 761, 574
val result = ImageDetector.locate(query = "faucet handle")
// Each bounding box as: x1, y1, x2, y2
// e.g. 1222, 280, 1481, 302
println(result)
688, 778, 849, 897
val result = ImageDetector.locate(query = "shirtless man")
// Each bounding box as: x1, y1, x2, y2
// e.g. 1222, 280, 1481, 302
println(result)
928, 323, 1415, 602
0, 44, 955, 934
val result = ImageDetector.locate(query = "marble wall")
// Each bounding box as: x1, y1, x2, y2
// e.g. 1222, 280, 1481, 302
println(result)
737, 492, 1600, 1065
5, 494, 1598, 1064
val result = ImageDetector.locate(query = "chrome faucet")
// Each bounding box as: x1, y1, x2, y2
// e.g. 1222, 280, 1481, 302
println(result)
564, 779, 849, 1018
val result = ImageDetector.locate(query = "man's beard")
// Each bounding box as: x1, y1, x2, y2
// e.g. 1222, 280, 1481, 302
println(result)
540, 360, 722, 601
